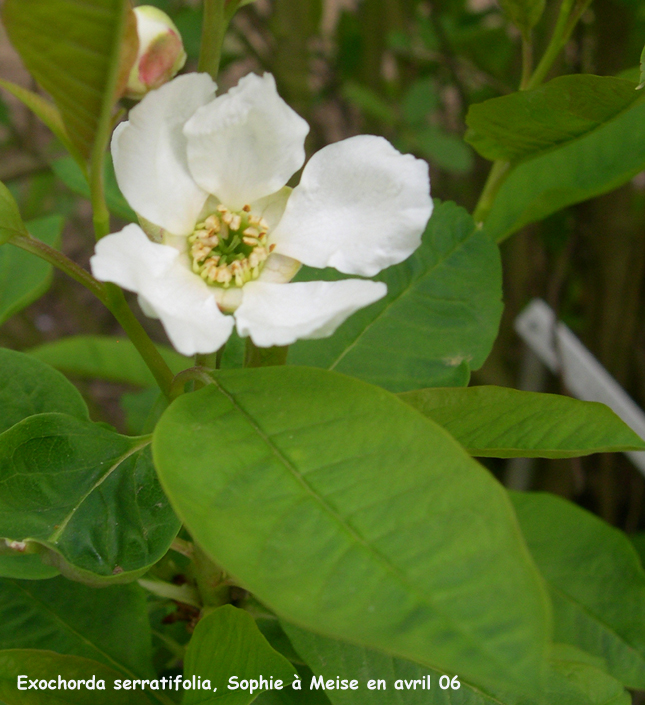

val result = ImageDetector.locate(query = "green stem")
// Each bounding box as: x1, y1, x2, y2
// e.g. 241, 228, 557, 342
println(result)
169, 366, 214, 400
90, 154, 111, 241
472, 0, 589, 225
472, 160, 510, 225
244, 339, 289, 367
10, 235, 109, 303
199, 0, 228, 80
193, 544, 230, 609
525, 0, 576, 90
11, 233, 175, 397
520, 35, 533, 90
138, 577, 201, 608
104, 283, 175, 398
171, 537, 195, 559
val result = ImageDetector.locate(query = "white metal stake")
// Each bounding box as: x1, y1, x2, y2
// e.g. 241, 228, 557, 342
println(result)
515, 299, 645, 476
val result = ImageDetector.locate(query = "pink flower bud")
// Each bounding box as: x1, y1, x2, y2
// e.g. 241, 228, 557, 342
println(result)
125, 6, 187, 100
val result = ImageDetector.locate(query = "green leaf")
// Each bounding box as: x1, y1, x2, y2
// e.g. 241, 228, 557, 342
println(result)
51, 156, 136, 222
465, 76, 639, 163
342, 83, 397, 126
153, 367, 550, 694
0, 650, 153, 705
0, 348, 88, 435
284, 627, 630, 705
401, 79, 440, 126
407, 126, 474, 174
0, 577, 153, 677
399, 386, 645, 458
484, 95, 645, 242
0, 555, 58, 581
498, 0, 545, 38
290, 202, 503, 392
28, 335, 189, 387
183, 606, 295, 705
0, 413, 179, 585
2, 0, 137, 159
0, 80, 85, 168
0, 181, 27, 246
512, 492, 645, 689
121, 388, 162, 435
0, 216, 64, 326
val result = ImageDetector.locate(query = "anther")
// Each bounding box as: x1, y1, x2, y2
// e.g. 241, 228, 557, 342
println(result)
230, 214, 242, 231
243, 204, 251, 212
205, 215, 221, 232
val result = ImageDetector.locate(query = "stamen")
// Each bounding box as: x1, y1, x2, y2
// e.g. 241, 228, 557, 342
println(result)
189, 205, 273, 288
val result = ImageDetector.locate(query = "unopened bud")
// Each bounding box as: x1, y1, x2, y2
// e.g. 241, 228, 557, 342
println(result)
125, 6, 187, 100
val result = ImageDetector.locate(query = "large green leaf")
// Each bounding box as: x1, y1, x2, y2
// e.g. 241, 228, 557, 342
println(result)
0, 348, 88, 435
0, 181, 27, 246
284, 626, 629, 705
0, 413, 179, 585
51, 156, 136, 222
290, 201, 503, 392
28, 335, 189, 387
484, 97, 645, 242
153, 367, 550, 694
0, 216, 64, 326
0, 578, 153, 678
2, 0, 137, 159
0, 650, 152, 705
512, 492, 645, 689
465, 76, 639, 163
183, 606, 295, 705
399, 386, 645, 458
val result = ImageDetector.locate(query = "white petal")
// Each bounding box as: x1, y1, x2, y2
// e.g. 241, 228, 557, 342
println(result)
257, 254, 301, 284
91, 225, 234, 356
234, 279, 387, 347
112, 73, 216, 236
272, 135, 433, 277
251, 186, 291, 231
184, 73, 309, 209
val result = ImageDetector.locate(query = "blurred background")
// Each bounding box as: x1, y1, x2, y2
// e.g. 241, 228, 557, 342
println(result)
1, 0, 645, 537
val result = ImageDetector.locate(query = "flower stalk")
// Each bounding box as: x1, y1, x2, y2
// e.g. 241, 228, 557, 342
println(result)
199, 0, 228, 80
244, 340, 288, 368
9, 233, 175, 398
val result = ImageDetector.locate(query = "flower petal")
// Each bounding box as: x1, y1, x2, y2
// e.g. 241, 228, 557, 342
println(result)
251, 186, 291, 231
234, 279, 387, 347
184, 73, 310, 209
272, 135, 433, 277
112, 73, 216, 236
257, 254, 301, 284
91, 225, 234, 355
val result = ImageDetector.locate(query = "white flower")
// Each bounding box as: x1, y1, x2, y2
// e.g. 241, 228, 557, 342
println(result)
91, 72, 433, 356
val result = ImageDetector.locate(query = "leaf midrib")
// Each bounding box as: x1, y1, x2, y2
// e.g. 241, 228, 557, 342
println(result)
48, 436, 151, 543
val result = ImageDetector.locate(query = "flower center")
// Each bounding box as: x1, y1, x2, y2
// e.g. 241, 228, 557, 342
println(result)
188, 204, 274, 288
